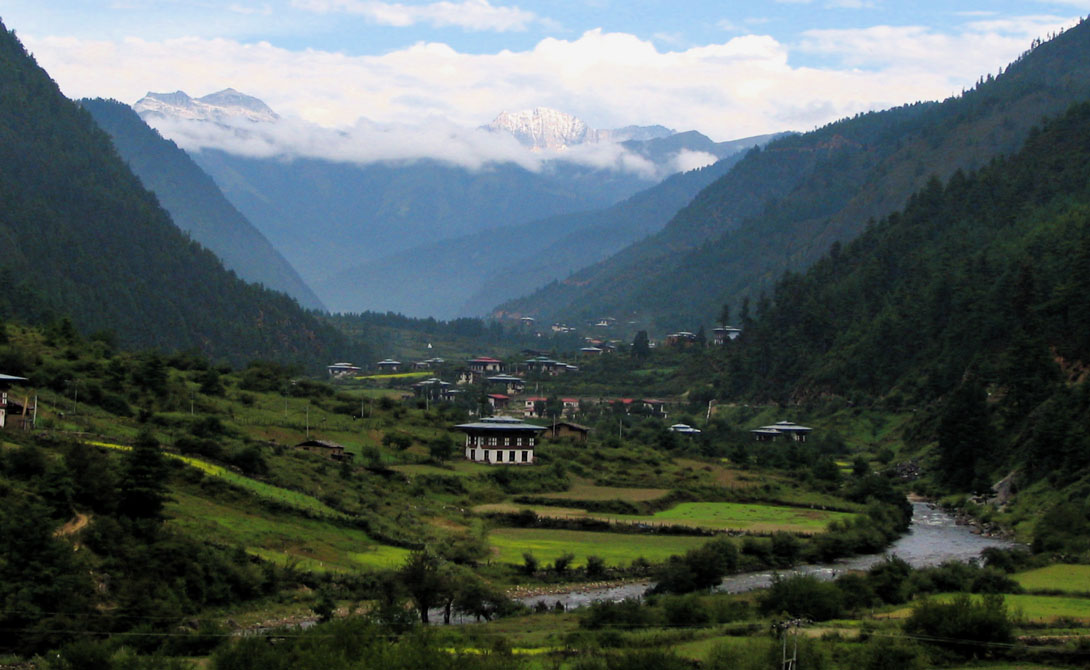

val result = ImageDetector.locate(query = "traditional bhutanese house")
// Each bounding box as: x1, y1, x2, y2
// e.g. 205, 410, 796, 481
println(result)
561, 398, 580, 417
610, 398, 636, 413
524, 356, 568, 376
467, 356, 504, 374
486, 393, 510, 410
751, 420, 813, 442
664, 331, 699, 346
580, 346, 603, 356
412, 357, 446, 371
376, 358, 401, 372
295, 439, 353, 461
412, 377, 456, 401
455, 416, 545, 465
523, 396, 548, 418
327, 362, 361, 377
1, 373, 31, 430
519, 316, 536, 328
547, 420, 590, 442
487, 374, 525, 395
712, 327, 742, 345
642, 398, 670, 417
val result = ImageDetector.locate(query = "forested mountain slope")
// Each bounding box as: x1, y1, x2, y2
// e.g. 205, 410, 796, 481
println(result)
0, 23, 363, 367
317, 147, 763, 318
80, 99, 325, 310
501, 20, 1090, 331
715, 102, 1090, 492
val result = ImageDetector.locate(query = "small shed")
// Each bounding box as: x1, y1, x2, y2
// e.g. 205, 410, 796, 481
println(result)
295, 439, 352, 461
547, 421, 590, 442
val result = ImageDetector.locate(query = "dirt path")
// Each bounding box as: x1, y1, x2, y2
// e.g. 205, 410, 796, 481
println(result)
54, 511, 90, 537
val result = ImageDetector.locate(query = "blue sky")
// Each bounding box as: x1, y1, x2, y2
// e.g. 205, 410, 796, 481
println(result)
2, 1, 1085, 152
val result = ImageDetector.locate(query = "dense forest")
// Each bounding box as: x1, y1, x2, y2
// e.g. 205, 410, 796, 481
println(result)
0, 23, 364, 369
709, 101, 1090, 494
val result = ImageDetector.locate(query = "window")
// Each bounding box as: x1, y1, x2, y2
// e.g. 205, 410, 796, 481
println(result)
508, 451, 515, 462
521, 450, 528, 462
496, 450, 504, 462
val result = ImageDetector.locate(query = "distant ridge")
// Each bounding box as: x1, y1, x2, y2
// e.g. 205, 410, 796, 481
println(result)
0, 22, 363, 367
498, 20, 1090, 331
81, 98, 326, 311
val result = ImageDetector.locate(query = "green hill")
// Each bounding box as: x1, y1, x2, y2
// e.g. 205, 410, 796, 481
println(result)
0, 22, 363, 368
501, 20, 1090, 332
80, 98, 325, 311
709, 101, 1090, 495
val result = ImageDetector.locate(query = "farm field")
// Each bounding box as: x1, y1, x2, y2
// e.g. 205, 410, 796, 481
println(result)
883, 594, 1090, 623
89, 440, 346, 518
532, 479, 672, 502
477, 501, 855, 534
488, 527, 710, 567
167, 490, 409, 572
1013, 564, 1090, 594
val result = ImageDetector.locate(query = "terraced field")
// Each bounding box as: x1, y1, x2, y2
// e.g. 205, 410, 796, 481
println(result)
167, 490, 409, 572
489, 528, 710, 567
476, 500, 855, 534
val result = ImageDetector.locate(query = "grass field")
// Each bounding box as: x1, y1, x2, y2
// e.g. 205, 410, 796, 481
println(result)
883, 594, 1090, 623
1013, 565, 1090, 594
533, 480, 672, 503
489, 527, 711, 567
392, 461, 494, 478
167, 490, 409, 572
477, 501, 854, 534
89, 440, 346, 518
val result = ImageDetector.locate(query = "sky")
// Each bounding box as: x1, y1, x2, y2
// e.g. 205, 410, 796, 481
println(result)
3, 1, 1086, 168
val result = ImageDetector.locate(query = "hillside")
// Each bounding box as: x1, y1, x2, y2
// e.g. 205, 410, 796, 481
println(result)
0, 23, 362, 367
316, 142, 770, 318
501, 20, 1090, 331
708, 101, 1090, 494
80, 98, 325, 310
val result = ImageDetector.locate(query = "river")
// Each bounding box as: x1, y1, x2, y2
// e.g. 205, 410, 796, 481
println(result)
519, 501, 1017, 610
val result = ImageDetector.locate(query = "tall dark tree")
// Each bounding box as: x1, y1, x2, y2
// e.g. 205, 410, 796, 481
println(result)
632, 330, 651, 359
937, 378, 994, 491
117, 429, 170, 525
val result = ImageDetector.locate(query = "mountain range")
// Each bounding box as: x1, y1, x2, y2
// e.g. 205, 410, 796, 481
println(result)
498, 20, 1090, 332
0, 22, 362, 368
133, 91, 770, 315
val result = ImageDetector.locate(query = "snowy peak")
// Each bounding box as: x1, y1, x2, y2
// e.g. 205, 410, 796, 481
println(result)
488, 107, 590, 151
487, 107, 675, 151
134, 88, 279, 123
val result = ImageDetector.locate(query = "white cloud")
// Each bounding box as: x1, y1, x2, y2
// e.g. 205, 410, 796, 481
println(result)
291, 0, 537, 31
672, 150, 718, 173
21, 16, 1083, 165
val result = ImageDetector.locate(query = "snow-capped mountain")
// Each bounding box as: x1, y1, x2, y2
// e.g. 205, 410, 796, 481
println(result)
488, 107, 590, 151
486, 107, 676, 151
134, 88, 279, 123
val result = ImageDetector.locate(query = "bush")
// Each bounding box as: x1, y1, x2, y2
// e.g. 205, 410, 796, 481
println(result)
904, 593, 1015, 655
759, 574, 844, 621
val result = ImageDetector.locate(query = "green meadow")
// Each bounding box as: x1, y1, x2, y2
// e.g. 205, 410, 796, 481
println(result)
1013, 564, 1090, 594
477, 500, 854, 534
488, 527, 711, 567
167, 489, 409, 572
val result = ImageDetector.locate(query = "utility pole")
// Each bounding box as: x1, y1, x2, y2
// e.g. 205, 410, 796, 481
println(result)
773, 618, 806, 670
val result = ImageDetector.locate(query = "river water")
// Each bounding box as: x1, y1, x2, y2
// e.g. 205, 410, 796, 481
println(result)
519, 502, 1017, 610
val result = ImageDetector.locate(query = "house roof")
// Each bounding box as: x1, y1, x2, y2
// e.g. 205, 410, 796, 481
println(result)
377, 358, 401, 365
752, 421, 812, 433
296, 439, 345, 450
0, 373, 28, 382
525, 396, 548, 402
469, 356, 502, 363
487, 374, 523, 382
553, 421, 591, 432
487, 394, 510, 400
454, 416, 546, 432
670, 423, 702, 434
